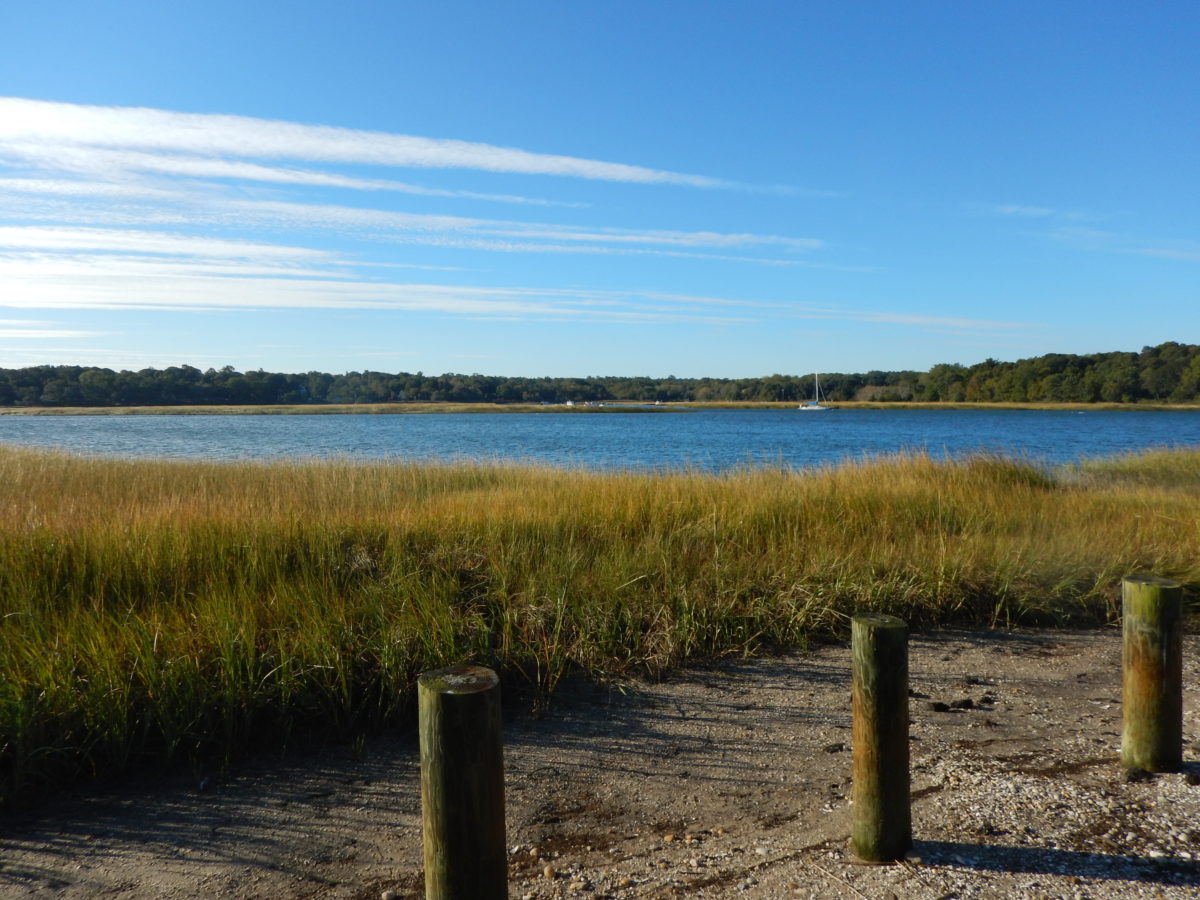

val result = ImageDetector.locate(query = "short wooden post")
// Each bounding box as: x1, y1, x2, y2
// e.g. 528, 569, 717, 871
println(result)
851, 613, 912, 862
1121, 575, 1183, 773
419, 664, 507, 900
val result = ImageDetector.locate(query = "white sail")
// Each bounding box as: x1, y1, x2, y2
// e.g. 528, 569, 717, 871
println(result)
798, 373, 831, 410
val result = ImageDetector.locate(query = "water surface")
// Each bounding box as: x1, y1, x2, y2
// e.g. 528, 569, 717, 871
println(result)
0, 408, 1196, 472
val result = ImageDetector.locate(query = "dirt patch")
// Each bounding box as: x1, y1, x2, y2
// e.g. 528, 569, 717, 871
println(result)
2, 628, 1198, 899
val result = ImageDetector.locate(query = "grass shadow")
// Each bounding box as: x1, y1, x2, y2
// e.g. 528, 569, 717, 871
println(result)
915, 840, 1200, 886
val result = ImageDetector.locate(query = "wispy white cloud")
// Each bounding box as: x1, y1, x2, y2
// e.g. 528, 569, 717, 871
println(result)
0, 224, 829, 349
0, 251, 346, 282
992, 203, 1056, 218
0, 176, 184, 201
0, 144, 587, 207
372, 238, 805, 266
209, 198, 825, 259
976, 203, 1093, 222
0, 194, 823, 264
0, 327, 99, 338
0, 225, 334, 261
468, 223, 821, 251
797, 305, 1036, 335
1, 252, 718, 317
0, 317, 101, 339
0, 97, 856, 347
982, 210, 1199, 264
1050, 227, 1121, 251
1136, 243, 1200, 262
1051, 227, 1200, 262
0, 97, 725, 187
0, 98, 828, 277
0, 241, 1036, 337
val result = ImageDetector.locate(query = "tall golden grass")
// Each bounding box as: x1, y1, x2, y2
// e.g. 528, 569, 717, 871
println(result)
1, 445, 1197, 803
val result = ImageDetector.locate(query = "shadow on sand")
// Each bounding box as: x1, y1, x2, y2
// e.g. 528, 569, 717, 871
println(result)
914, 839, 1200, 886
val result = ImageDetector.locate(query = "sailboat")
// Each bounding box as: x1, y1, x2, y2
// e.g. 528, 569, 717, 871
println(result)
798, 373, 831, 410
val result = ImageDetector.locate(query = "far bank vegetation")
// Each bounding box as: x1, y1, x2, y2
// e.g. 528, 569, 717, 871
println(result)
3, 341, 1200, 408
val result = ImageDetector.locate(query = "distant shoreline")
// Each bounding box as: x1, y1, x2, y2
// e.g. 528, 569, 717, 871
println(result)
0, 400, 1198, 416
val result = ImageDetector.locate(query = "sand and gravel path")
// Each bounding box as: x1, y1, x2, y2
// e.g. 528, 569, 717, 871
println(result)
2, 628, 1198, 899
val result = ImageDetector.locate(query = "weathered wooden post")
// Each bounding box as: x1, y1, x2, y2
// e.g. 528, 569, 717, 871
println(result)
851, 613, 912, 862
1121, 575, 1183, 773
419, 664, 507, 900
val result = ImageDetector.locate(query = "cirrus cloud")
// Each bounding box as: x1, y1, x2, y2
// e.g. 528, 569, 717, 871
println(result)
0, 97, 725, 187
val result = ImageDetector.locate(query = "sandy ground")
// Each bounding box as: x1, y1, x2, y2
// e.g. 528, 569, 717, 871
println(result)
1, 628, 1198, 899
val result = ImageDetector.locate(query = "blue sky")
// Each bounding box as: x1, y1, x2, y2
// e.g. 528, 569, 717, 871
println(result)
0, 1, 1196, 378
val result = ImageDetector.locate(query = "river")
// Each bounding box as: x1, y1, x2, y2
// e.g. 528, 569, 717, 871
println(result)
1, 408, 1197, 472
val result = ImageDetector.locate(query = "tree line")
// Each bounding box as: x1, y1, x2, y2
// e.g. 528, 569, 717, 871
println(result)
2, 342, 1198, 407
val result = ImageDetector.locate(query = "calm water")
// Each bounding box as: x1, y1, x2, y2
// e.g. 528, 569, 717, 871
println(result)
1, 408, 1198, 472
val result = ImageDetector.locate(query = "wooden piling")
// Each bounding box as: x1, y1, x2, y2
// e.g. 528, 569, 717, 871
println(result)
851, 613, 912, 862
1121, 575, 1183, 773
419, 664, 508, 900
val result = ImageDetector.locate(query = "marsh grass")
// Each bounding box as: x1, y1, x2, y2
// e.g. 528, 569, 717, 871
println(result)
1, 445, 1198, 804
1068, 446, 1200, 488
